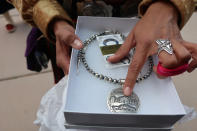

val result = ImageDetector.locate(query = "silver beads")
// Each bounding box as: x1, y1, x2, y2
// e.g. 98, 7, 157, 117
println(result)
99, 75, 104, 80
104, 30, 112, 35
77, 31, 153, 86
108, 77, 113, 83
135, 56, 153, 83
119, 79, 125, 85
112, 79, 118, 84
95, 73, 100, 78
104, 76, 109, 81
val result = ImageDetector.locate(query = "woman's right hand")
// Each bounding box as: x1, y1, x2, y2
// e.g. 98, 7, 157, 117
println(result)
53, 20, 83, 74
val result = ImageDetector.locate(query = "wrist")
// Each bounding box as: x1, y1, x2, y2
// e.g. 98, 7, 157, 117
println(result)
145, 1, 178, 23
53, 20, 70, 35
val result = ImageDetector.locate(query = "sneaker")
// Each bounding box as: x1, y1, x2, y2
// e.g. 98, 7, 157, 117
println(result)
5, 24, 16, 33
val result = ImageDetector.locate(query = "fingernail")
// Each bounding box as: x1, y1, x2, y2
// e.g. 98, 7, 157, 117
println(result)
124, 87, 131, 96
107, 55, 115, 61
74, 39, 82, 47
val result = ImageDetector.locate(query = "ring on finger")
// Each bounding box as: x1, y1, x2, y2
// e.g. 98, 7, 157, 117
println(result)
156, 39, 173, 55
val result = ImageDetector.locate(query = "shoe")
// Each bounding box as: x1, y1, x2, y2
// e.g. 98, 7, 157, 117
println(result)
5, 24, 16, 33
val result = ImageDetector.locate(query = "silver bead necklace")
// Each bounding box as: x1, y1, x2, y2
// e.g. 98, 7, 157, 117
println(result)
77, 31, 153, 113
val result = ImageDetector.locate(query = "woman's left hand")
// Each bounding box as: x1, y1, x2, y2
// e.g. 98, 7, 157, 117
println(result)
107, 1, 193, 96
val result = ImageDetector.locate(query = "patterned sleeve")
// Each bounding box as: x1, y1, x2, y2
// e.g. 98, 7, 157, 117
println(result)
138, 0, 195, 29
8, 0, 73, 42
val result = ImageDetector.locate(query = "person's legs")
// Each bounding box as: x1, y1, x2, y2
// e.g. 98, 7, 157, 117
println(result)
3, 11, 16, 33
3, 11, 14, 24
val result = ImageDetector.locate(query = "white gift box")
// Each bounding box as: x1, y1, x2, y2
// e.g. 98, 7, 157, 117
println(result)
64, 16, 185, 129
64, 121, 173, 131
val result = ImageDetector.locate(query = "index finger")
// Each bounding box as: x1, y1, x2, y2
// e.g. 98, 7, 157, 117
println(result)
123, 45, 148, 96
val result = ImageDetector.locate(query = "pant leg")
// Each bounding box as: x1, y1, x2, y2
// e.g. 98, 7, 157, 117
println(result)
46, 42, 65, 84
3, 11, 14, 24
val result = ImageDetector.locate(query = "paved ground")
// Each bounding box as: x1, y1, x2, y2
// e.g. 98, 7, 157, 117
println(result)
0, 9, 196, 131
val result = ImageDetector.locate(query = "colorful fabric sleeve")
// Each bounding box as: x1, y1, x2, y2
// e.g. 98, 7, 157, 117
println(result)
9, 0, 73, 42
139, 0, 195, 29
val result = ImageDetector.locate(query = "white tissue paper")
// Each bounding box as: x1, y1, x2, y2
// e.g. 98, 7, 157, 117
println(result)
34, 76, 196, 131
178, 105, 197, 124
34, 76, 92, 131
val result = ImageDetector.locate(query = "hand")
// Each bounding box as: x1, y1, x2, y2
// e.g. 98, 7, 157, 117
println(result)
53, 20, 83, 74
107, 1, 192, 96
183, 42, 197, 73
155, 41, 197, 78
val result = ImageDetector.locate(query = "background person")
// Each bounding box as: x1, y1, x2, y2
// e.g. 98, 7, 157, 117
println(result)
0, 0, 16, 33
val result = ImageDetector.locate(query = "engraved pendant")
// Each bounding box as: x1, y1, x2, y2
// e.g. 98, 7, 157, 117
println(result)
107, 88, 140, 113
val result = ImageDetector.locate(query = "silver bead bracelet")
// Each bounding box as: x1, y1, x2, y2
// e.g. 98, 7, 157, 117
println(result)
77, 30, 154, 85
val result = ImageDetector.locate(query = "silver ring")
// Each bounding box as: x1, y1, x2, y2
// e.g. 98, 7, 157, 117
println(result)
156, 39, 173, 55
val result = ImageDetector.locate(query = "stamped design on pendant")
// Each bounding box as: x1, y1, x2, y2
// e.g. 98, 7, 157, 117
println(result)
107, 88, 140, 113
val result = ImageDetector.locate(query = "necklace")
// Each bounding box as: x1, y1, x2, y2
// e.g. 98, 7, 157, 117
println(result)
77, 31, 153, 113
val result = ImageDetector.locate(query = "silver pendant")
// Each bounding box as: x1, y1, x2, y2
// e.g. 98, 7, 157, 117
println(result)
107, 88, 140, 113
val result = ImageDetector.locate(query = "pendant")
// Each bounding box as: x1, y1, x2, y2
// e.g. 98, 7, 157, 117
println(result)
107, 88, 140, 113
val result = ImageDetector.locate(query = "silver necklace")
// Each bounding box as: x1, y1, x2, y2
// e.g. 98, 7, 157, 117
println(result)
77, 31, 153, 113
